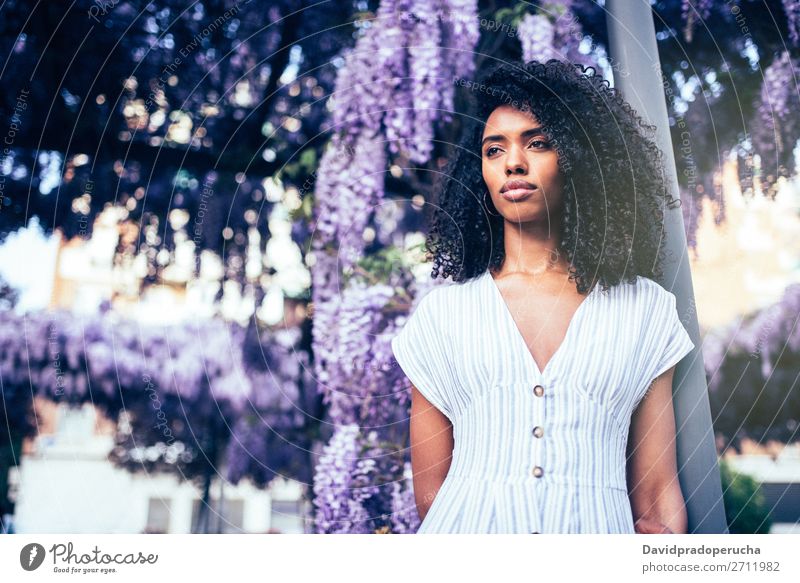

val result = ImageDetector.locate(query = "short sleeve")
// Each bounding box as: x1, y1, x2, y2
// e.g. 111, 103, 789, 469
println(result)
391, 290, 454, 423
650, 290, 695, 381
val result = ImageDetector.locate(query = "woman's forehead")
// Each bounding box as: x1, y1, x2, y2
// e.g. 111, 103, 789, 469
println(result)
482, 106, 542, 136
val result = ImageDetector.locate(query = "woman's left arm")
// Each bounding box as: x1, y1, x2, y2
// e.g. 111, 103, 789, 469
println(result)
626, 365, 688, 534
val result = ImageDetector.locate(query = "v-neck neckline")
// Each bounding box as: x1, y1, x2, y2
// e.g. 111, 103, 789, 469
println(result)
484, 269, 597, 377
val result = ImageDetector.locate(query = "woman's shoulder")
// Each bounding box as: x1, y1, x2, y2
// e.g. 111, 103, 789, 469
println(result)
625, 275, 681, 313
415, 272, 486, 302
407, 272, 485, 325
594, 275, 678, 318
630, 274, 678, 296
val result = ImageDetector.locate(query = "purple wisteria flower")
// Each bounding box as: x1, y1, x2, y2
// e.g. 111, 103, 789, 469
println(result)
786, 0, 800, 46
752, 50, 799, 196
519, 13, 558, 64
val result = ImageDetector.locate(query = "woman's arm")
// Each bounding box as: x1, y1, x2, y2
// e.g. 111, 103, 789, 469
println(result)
626, 365, 688, 534
409, 384, 454, 522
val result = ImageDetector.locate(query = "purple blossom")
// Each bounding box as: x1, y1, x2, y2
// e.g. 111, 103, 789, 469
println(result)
312, 424, 372, 533
752, 50, 800, 197
326, 0, 478, 166
389, 462, 422, 533
313, 280, 409, 427
786, 0, 800, 46
406, 3, 444, 164
517, 6, 597, 70
312, 424, 415, 533
310, 0, 480, 533
0, 307, 313, 489
519, 13, 558, 64
312, 131, 387, 268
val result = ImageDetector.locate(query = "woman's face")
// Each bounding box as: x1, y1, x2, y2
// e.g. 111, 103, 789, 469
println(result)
481, 105, 565, 224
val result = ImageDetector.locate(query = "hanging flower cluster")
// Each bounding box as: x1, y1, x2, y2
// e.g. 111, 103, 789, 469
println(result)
518, 1, 596, 68
327, 0, 479, 163
311, 132, 387, 276
750, 50, 800, 197
309, 0, 479, 534
225, 330, 320, 489
312, 423, 416, 534
786, 0, 800, 46
311, 424, 373, 533
313, 281, 409, 427
0, 308, 311, 486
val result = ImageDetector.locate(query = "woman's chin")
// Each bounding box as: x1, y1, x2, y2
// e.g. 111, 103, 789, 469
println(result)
496, 206, 552, 225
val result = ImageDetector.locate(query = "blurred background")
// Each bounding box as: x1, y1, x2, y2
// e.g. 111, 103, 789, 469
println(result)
0, 0, 798, 534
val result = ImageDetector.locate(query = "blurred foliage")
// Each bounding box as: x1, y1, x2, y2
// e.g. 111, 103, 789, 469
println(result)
719, 458, 773, 534
705, 284, 800, 447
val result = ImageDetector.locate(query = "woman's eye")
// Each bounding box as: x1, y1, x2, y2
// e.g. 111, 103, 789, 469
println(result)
485, 141, 547, 156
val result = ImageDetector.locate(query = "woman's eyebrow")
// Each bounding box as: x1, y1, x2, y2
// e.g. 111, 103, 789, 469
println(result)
481, 127, 545, 146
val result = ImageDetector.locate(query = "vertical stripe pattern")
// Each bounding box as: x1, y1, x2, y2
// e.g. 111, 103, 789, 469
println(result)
390, 270, 695, 533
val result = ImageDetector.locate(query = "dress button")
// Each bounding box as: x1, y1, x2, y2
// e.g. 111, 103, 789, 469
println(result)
532, 465, 544, 478
533, 384, 544, 397
532, 425, 544, 438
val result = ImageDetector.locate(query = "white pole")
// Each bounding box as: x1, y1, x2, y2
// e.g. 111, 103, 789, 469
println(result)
606, 0, 729, 533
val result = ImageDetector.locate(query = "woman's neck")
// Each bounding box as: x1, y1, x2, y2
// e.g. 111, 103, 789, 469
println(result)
497, 218, 567, 276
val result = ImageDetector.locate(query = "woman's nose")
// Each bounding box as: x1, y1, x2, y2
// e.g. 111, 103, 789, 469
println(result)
505, 145, 527, 175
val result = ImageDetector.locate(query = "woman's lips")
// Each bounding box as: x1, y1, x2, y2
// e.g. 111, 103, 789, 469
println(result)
500, 187, 537, 202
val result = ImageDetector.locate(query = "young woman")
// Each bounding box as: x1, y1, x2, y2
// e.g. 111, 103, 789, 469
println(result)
390, 59, 695, 534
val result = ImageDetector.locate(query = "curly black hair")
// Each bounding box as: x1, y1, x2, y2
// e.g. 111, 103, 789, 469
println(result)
427, 59, 681, 294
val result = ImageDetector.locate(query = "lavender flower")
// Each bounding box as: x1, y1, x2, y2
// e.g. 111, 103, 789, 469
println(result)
312, 424, 372, 533
752, 50, 799, 197
519, 13, 558, 64
312, 131, 387, 268
310, 0, 480, 533
518, 5, 597, 70
313, 280, 408, 426
786, 0, 800, 46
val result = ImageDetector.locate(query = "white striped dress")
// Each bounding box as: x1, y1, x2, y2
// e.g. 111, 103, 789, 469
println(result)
390, 269, 695, 534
